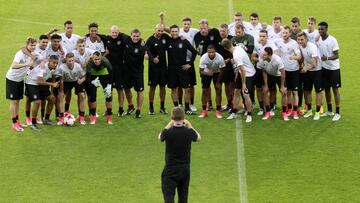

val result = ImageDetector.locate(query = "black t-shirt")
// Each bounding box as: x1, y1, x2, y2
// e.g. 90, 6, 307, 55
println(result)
101, 33, 127, 66
145, 34, 170, 68
194, 28, 222, 55
166, 37, 197, 69
123, 36, 151, 73
160, 126, 197, 167
217, 35, 234, 69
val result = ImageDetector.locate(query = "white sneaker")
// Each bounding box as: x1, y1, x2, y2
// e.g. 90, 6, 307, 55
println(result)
257, 109, 264, 116
313, 112, 320, 120
270, 109, 275, 116
245, 115, 252, 123
190, 104, 197, 112
303, 110, 313, 118
227, 113, 237, 120
320, 111, 335, 117
332, 113, 341, 121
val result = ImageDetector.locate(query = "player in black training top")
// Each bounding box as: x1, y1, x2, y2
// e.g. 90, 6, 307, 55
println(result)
146, 24, 171, 115
159, 107, 201, 203
166, 24, 198, 115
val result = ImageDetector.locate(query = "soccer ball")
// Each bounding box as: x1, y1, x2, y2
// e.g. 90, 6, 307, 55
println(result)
64, 113, 76, 126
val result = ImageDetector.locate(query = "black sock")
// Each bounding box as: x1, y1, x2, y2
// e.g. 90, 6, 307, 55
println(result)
32, 117, 37, 125
185, 102, 190, 111
160, 101, 165, 109
293, 105, 298, 111
41, 109, 45, 118
178, 97, 183, 105
282, 106, 287, 113
231, 108, 238, 113
65, 103, 70, 112
119, 107, 124, 113
247, 111, 252, 116
327, 103, 333, 112
45, 114, 50, 120
202, 104, 206, 110
259, 101, 264, 110
128, 104, 134, 109
107, 108, 112, 115
191, 98, 194, 105
228, 100, 232, 107
55, 109, 59, 117
79, 111, 85, 117
307, 103, 312, 110
270, 102, 274, 110
15, 115, 19, 121
287, 103, 293, 110
136, 109, 140, 115
265, 105, 271, 112
90, 109, 96, 116
336, 107, 340, 114
26, 111, 30, 117
216, 105, 221, 111
12, 117, 17, 124
316, 105, 321, 112
149, 102, 154, 111
208, 100, 213, 106
59, 112, 64, 118
173, 101, 179, 107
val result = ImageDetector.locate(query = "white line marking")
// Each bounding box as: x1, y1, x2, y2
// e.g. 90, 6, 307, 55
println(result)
236, 119, 249, 203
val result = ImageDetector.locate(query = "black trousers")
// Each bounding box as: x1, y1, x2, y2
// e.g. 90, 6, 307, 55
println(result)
161, 165, 190, 203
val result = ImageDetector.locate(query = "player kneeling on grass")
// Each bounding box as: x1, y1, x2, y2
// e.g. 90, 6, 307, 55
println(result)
260, 47, 288, 121
198, 45, 226, 119
60, 53, 87, 125
86, 51, 113, 124
25, 55, 60, 130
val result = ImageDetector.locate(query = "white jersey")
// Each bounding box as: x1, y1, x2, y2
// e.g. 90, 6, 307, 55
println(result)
274, 38, 301, 71
59, 63, 85, 82
261, 55, 284, 77
33, 44, 48, 66
267, 26, 283, 42
46, 43, 66, 61
199, 52, 225, 73
60, 33, 82, 53
228, 21, 248, 36
316, 35, 340, 70
303, 29, 320, 43
85, 37, 105, 53
180, 28, 198, 62
233, 46, 256, 77
254, 40, 279, 70
300, 42, 322, 72
244, 22, 262, 40
25, 65, 54, 85
6, 50, 32, 82
72, 49, 94, 65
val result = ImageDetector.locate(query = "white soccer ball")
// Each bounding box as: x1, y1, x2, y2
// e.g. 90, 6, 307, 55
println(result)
64, 113, 76, 126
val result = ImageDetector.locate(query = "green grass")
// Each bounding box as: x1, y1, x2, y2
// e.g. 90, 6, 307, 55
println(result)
0, 0, 359, 202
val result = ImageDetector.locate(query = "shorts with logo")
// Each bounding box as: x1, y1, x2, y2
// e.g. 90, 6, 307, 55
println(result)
6, 78, 24, 100
285, 70, 300, 91
322, 68, 341, 89
303, 70, 323, 93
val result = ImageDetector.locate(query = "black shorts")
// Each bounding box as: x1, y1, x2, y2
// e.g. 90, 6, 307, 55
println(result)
303, 70, 323, 93
63, 81, 85, 95
25, 84, 49, 102
222, 65, 235, 83
88, 75, 112, 102
201, 73, 219, 88
322, 68, 341, 90
126, 71, 144, 92
254, 67, 264, 88
187, 62, 197, 86
162, 165, 190, 203
112, 64, 125, 90
285, 70, 300, 91
47, 78, 61, 96
267, 75, 281, 91
167, 68, 191, 89
235, 75, 255, 95
148, 65, 167, 87
6, 78, 24, 100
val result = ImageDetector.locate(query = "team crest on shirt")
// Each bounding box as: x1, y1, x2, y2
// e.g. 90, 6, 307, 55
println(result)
33, 94, 38, 99
10, 94, 13, 98
154, 43, 158, 46
169, 45, 172, 49
179, 43, 183, 48
117, 41, 121, 45
134, 48, 139, 53
210, 35, 214, 41
162, 39, 166, 44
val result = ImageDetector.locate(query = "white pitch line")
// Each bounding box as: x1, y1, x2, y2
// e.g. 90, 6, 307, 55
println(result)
236, 119, 249, 203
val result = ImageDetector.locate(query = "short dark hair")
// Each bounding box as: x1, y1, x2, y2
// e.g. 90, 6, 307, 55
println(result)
297, 31, 308, 39
221, 38, 232, 50
92, 51, 101, 56
318, 21, 328, 29
65, 52, 74, 58
234, 12, 242, 17
235, 23, 245, 31
260, 30, 268, 35
207, 44, 215, 50
88, 22, 98, 29
250, 12, 259, 18
171, 107, 185, 121
49, 55, 59, 61
219, 23, 228, 29
64, 20, 73, 26
169, 24, 179, 30
131, 28, 141, 35
283, 26, 291, 31
264, 47, 273, 55
182, 17, 192, 22
291, 17, 300, 24
39, 34, 48, 40
51, 34, 61, 40
273, 16, 282, 22
77, 38, 85, 44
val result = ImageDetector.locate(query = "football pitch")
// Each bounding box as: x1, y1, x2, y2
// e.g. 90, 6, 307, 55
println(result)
0, 0, 359, 202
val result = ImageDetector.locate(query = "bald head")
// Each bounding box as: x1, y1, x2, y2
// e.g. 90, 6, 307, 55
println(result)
154, 24, 164, 38
110, 25, 119, 38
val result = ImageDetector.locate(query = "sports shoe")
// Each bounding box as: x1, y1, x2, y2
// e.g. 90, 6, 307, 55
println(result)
320, 111, 335, 117
57, 117, 64, 126
30, 124, 40, 131
185, 110, 196, 115
221, 104, 231, 112
257, 109, 264, 116
262, 112, 271, 120
178, 104, 183, 109
215, 110, 222, 119
270, 109, 275, 117
43, 119, 55, 126
206, 103, 213, 111
148, 109, 155, 115
237, 108, 246, 115
96, 113, 99, 118
292, 111, 299, 120
26, 117, 32, 126
227, 113, 237, 120
313, 112, 320, 120
107, 115, 113, 124
332, 113, 341, 121
17, 120, 27, 128
118, 110, 126, 117
135, 113, 141, 119
79, 116, 86, 125
36, 118, 43, 125
198, 110, 208, 118
282, 112, 289, 121
303, 110, 313, 118
245, 115, 252, 123
190, 104, 197, 112
126, 107, 136, 115
160, 108, 168, 114
12, 123, 24, 132
286, 109, 294, 117
89, 115, 97, 125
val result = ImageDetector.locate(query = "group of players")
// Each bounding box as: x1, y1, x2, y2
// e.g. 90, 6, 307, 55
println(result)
5, 11, 342, 131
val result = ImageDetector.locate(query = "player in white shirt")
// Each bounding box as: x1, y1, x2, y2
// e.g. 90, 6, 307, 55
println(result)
274, 26, 302, 119
6, 37, 36, 132
46, 34, 66, 62
267, 16, 284, 42
297, 32, 323, 120
25, 56, 60, 130
60, 53, 87, 125
251, 30, 279, 116
229, 12, 246, 36
86, 22, 105, 53
317, 22, 341, 121
72, 38, 94, 68
260, 47, 288, 121
303, 16, 320, 43
222, 39, 256, 122
243, 12, 262, 40
198, 45, 226, 119
46, 20, 82, 53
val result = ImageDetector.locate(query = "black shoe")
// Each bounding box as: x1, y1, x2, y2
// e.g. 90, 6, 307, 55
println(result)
126, 107, 136, 115
160, 108, 168, 114
117, 110, 125, 117
43, 119, 55, 126
221, 104, 232, 112
30, 124, 40, 131
148, 109, 155, 115
135, 113, 141, 119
